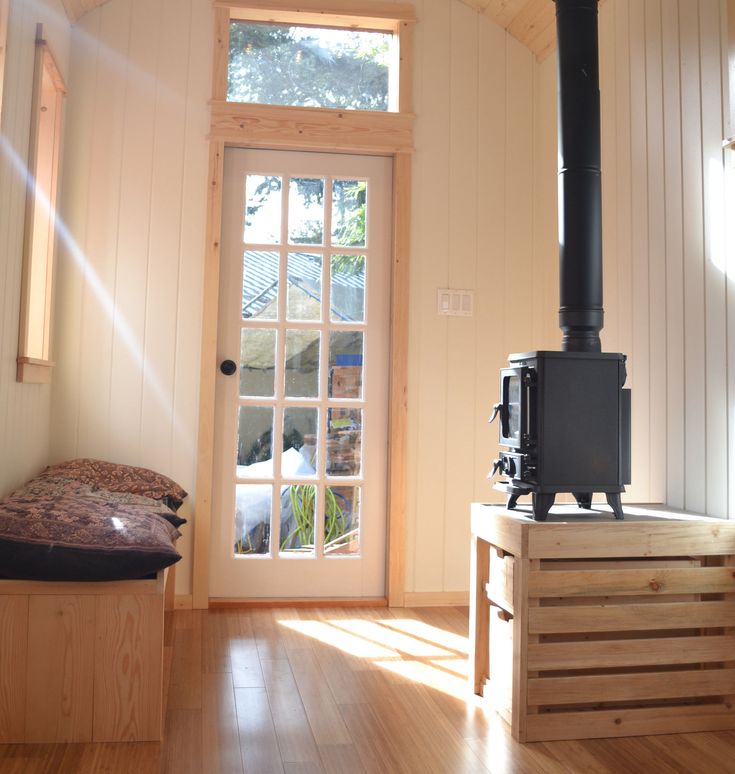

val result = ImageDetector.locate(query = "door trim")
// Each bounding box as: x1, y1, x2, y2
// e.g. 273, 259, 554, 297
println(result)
192, 5, 414, 609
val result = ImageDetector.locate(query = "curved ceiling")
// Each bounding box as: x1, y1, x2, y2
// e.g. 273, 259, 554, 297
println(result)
463, 0, 558, 60
62, 0, 560, 60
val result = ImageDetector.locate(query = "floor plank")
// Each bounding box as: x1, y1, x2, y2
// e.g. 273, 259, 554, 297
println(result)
235, 687, 284, 774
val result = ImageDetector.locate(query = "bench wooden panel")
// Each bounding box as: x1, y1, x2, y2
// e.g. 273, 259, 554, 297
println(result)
0, 569, 168, 743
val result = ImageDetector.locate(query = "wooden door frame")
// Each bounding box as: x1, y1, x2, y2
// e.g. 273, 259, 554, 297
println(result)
192, 1, 415, 608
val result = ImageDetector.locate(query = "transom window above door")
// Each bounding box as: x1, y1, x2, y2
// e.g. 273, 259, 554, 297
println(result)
228, 21, 396, 111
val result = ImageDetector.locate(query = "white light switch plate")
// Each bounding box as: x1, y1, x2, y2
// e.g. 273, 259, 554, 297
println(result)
437, 288, 474, 317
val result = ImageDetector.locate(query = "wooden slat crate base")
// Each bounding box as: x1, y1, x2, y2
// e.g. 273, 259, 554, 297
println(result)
469, 504, 735, 742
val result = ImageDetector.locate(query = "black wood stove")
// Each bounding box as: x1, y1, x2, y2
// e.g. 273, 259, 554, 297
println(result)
489, 0, 631, 521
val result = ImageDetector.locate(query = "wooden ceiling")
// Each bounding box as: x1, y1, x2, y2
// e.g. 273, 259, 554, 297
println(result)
61, 0, 560, 60
462, 0, 559, 61
60, 0, 111, 23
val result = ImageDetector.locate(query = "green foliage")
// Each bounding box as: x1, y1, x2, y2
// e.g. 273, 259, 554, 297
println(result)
279, 484, 348, 552
228, 22, 390, 111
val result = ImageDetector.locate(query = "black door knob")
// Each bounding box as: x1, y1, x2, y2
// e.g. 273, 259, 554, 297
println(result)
220, 359, 237, 376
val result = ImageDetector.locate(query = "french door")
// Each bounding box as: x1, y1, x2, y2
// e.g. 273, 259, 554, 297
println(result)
209, 148, 392, 598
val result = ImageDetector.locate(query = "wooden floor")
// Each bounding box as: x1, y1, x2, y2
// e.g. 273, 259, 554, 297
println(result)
2, 605, 735, 773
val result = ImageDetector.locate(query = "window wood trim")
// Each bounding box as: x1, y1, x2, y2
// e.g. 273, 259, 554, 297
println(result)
193, 2, 414, 608
16, 358, 55, 385
215, 0, 415, 30
17, 30, 66, 384
0, 0, 9, 124
209, 101, 414, 154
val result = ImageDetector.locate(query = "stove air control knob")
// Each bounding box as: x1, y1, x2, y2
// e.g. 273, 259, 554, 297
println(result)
489, 459, 503, 479
504, 457, 516, 477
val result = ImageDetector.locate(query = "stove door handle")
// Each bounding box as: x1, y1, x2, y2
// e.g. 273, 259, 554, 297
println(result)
488, 402, 503, 424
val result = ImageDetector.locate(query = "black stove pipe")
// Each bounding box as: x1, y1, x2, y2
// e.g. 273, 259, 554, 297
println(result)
555, 0, 603, 353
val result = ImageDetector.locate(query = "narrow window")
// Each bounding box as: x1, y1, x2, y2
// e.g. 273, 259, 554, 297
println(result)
17, 27, 65, 384
227, 21, 397, 111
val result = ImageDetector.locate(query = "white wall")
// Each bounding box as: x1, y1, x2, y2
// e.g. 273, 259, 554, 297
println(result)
595, 0, 729, 514
405, 0, 546, 594
52, 0, 212, 592
406, 0, 733, 595
534, 0, 734, 517
49, 0, 733, 598
0, 0, 69, 498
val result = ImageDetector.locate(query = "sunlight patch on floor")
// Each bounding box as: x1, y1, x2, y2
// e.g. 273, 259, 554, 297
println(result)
329, 619, 454, 658
379, 618, 470, 655
279, 619, 397, 659
278, 615, 473, 701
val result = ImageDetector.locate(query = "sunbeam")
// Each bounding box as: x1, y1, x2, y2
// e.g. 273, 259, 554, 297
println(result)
0, 131, 194, 457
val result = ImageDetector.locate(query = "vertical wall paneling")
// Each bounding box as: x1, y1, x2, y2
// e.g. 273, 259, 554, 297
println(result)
407, 0, 537, 594
443, 0, 479, 591
139, 0, 192, 474
0, 0, 69, 498
107, 0, 161, 465
628, 0, 652, 504
701, 0, 728, 517
473, 19, 509, 505
533, 56, 558, 357
600, 0, 619, 356
661, 0, 685, 509
53, 0, 212, 592
644, 0, 667, 503
612, 0, 635, 434
51, 10, 100, 465
76, 0, 131, 460
680, 0, 708, 514
504, 40, 535, 357
726, 0, 735, 519
170, 0, 211, 594
409, 0, 451, 593
732, 0, 735, 135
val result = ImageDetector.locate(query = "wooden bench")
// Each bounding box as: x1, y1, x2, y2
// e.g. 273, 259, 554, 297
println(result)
469, 503, 735, 742
0, 566, 173, 743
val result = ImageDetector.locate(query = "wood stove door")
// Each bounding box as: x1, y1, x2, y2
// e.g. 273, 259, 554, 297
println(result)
499, 368, 523, 447
210, 148, 392, 599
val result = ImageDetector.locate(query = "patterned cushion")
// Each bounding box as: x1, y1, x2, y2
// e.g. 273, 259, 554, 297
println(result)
41, 458, 188, 511
0, 476, 182, 581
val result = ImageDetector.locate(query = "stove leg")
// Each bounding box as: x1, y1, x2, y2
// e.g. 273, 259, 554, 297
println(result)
573, 492, 593, 509
507, 494, 521, 510
606, 492, 625, 520
531, 492, 555, 522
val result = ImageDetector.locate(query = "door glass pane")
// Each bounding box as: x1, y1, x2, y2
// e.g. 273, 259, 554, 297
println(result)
237, 406, 274, 476
287, 252, 322, 321
288, 178, 324, 245
283, 407, 318, 476
244, 175, 282, 244
332, 180, 367, 247
325, 485, 360, 556
243, 251, 279, 320
327, 408, 362, 476
330, 255, 365, 322
279, 484, 316, 555
329, 331, 363, 399
235, 484, 272, 555
240, 328, 276, 397
285, 330, 320, 397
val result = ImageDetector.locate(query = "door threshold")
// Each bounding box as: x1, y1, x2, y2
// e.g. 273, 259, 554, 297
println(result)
209, 596, 388, 609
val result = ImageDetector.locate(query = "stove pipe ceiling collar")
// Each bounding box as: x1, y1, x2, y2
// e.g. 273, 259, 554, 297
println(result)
555, 0, 604, 353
